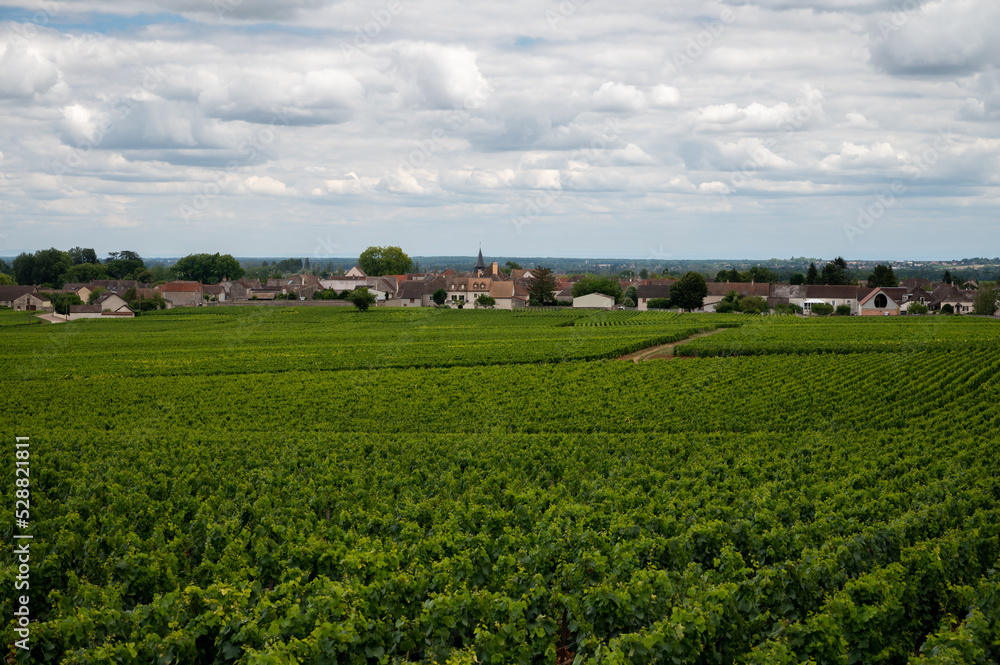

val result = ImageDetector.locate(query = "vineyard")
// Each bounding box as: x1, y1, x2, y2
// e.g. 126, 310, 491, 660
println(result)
2, 307, 999, 663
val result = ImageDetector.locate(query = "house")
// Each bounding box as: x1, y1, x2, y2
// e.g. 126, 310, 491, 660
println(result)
802, 285, 863, 315
768, 284, 807, 310
63, 283, 93, 303
89, 280, 139, 294
443, 277, 494, 307
929, 285, 974, 314
202, 284, 225, 302
68, 303, 135, 320
345, 266, 367, 278
573, 292, 615, 309
222, 278, 261, 301
93, 293, 132, 313
158, 281, 203, 308
12, 291, 53, 312
703, 282, 769, 312
487, 281, 528, 310
636, 283, 674, 311
858, 287, 901, 316
0, 286, 40, 309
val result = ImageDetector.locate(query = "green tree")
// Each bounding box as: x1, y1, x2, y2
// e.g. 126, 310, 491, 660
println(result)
504, 261, 522, 271
527, 267, 558, 306
104, 251, 146, 279
835, 304, 852, 316
740, 295, 770, 314
358, 246, 413, 276
942, 270, 953, 285
972, 286, 998, 316
61, 262, 108, 284
571, 276, 623, 302
171, 253, 245, 283
13, 248, 72, 287
639, 268, 649, 279
908, 302, 929, 315
475, 295, 496, 308
811, 302, 834, 315
625, 285, 638, 304
821, 257, 850, 285
866, 264, 898, 288
789, 273, 805, 285
346, 287, 377, 311
805, 262, 819, 285
941, 303, 955, 315
42, 291, 82, 315
0, 273, 14, 286
149, 265, 171, 283
746, 266, 778, 283
87, 287, 106, 304
68, 247, 98, 265
432, 288, 448, 306
669, 271, 708, 311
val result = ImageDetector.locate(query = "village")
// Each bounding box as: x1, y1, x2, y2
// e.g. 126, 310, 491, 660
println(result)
0, 249, 983, 321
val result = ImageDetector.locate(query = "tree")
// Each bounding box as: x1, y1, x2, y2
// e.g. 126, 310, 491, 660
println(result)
13, 248, 72, 287
42, 291, 82, 316
789, 273, 805, 285
908, 302, 929, 315
740, 295, 770, 314
973, 286, 998, 316
571, 276, 623, 303
504, 261, 522, 271
811, 302, 834, 315
746, 266, 778, 283
821, 257, 850, 285
639, 268, 649, 279
149, 265, 171, 283
647, 298, 672, 309
866, 264, 898, 288
942, 270, 953, 285
527, 267, 558, 306
61, 262, 108, 284
941, 303, 955, 315
669, 272, 708, 311
835, 304, 852, 316
0, 273, 14, 286
805, 262, 819, 285
358, 246, 413, 276
87, 287, 106, 304
476, 295, 496, 308
432, 288, 448, 306
346, 287, 377, 312
625, 285, 638, 304
171, 253, 245, 284
68, 247, 98, 265
104, 251, 146, 279
621, 297, 635, 308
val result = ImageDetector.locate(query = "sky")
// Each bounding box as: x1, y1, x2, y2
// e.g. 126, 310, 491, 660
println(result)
0, 0, 997, 261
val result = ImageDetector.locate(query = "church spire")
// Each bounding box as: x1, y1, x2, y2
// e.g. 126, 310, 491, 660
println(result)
474, 246, 486, 276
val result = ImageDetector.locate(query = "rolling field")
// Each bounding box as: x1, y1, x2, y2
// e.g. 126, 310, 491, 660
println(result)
2, 308, 998, 664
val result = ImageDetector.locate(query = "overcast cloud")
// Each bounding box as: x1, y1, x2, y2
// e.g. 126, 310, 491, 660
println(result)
0, 0, 997, 260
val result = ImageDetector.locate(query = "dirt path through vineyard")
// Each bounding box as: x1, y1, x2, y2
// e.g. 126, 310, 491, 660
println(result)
618, 327, 728, 363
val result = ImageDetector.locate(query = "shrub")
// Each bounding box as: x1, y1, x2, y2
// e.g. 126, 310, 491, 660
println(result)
647, 298, 672, 310
941, 304, 954, 315
908, 302, 929, 315
810, 303, 834, 316
835, 304, 852, 316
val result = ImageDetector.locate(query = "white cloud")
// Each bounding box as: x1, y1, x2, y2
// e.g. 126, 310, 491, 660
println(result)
244, 175, 288, 195
395, 43, 491, 110
819, 141, 901, 171
0, 43, 59, 99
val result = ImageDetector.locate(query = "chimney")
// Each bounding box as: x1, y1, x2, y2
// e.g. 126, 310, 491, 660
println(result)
491, 262, 499, 276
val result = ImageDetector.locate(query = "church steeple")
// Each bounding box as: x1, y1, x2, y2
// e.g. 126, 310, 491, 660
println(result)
474, 247, 486, 276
